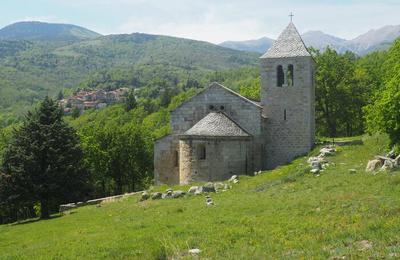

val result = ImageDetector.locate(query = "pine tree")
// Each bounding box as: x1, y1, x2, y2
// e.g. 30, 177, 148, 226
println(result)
1, 97, 89, 220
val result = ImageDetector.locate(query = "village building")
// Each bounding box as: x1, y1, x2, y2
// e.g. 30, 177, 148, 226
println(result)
154, 22, 315, 185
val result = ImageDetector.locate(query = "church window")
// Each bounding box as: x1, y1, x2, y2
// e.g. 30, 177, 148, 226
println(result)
209, 105, 215, 110
174, 150, 179, 167
277, 65, 284, 87
198, 144, 206, 160
220, 105, 225, 110
284, 109, 287, 121
287, 64, 294, 86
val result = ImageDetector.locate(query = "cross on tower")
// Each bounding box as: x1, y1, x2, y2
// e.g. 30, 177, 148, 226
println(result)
289, 12, 294, 22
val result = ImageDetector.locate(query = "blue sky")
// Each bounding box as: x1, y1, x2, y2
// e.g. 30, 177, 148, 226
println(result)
1, 0, 399, 43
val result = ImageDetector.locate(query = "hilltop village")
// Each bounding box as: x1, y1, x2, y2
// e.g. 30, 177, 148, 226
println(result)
59, 88, 129, 113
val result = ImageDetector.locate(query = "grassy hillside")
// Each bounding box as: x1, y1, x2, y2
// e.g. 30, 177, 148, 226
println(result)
1, 135, 399, 258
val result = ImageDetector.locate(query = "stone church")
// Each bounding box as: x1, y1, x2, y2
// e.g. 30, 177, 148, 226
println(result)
154, 22, 315, 185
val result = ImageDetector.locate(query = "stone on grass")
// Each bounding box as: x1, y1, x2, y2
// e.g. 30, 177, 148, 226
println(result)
382, 159, 394, 171
202, 182, 216, 193
233, 179, 239, 184
188, 186, 198, 194
172, 190, 185, 198
188, 248, 201, 255
194, 186, 203, 195
320, 147, 335, 156
140, 191, 150, 201
386, 149, 396, 159
151, 192, 162, 200
310, 168, 320, 174
366, 159, 383, 172
228, 175, 238, 182
310, 161, 322, 170
205, 196, 214, 206
213, 182, 224, 191
394, 155, 400, 167
356, 240, 373, 251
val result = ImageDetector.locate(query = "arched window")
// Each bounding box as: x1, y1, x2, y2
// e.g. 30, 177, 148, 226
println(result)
287, 64, 294, 86
198, 144, 206, 160
277, 65, 284, 87
284, 109, 287, 121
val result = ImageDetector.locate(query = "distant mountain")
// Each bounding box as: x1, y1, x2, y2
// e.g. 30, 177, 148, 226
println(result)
219, 25, 400, 55
301, 31, 346, 50
219, 37, 274, 54
0, 31, 258, 118
0, 21, 101, 42
343, 25, 400, 54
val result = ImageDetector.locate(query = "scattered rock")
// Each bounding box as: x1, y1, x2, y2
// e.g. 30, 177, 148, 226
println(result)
310, 168, 320, 174
320, 146, 336, 156
382, 159, 395, 171
151, 192, 162, 200
356, 240, 373, 251
188, 248, 201, 255
223, 184, 231, 190
310, 161, 322, 170
205, 196, 214, 206
213, 182, 225, 191
228, 175, 239, 182
194, 186, 203, 195
366, 159, 382, 172
172, 190, 185, 198
233, 179, 239, 184
188, 186, 198, 194
394, 155, 400, 167
387, 149, 396, 159
202, 182, 216, 193
59, 203, 77, 213
140, 191, 150, 201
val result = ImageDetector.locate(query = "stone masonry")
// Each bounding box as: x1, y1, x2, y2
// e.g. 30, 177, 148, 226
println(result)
154, 21, 315, 185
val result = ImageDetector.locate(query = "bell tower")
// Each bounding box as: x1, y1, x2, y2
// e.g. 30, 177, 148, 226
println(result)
260, 21, 315, 169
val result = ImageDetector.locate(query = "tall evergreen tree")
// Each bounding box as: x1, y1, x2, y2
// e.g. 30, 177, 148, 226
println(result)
1, 97, 89, 220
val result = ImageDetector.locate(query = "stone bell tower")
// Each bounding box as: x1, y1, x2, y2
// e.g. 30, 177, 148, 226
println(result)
260, 21, 315, 169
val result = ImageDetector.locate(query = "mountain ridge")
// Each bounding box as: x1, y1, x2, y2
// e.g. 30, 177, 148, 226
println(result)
0, 21, 102, 42
219, 24, 400, 55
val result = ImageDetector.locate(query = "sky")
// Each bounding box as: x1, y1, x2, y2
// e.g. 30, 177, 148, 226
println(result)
1, 0, 399, 43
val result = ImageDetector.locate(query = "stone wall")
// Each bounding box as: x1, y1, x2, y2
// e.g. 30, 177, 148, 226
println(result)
171, 83, 263, 137
260, 56, 315, 169
179, 137, 252, 185
154, 135, 180, 185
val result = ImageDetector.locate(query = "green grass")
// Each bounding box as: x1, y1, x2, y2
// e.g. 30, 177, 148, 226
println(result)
1, 135, 400, 259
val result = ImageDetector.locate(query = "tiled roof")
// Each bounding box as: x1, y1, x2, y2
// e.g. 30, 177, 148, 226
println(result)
182, 112, 251, 137
261, 22, 311, 58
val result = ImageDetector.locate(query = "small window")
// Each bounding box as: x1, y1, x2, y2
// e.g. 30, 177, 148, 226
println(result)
220, 105, 225, 110
174, 150, 179, 167
198, 144, 206, 160
284, 109, 287, 121
209, 105, 215, 110
287, 64, 294, 86
277, 65, 284, 87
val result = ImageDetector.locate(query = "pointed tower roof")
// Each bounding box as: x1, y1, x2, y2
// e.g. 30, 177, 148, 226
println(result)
261, 22, 311, 58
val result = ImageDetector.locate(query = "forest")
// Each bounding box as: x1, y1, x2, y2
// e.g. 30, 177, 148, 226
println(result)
0, 36, 399, 224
